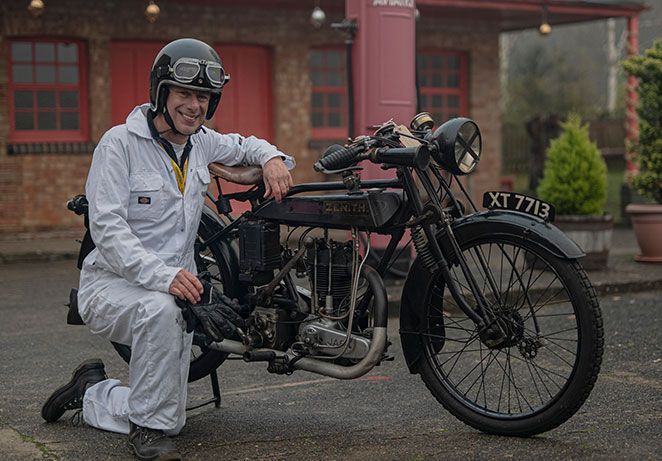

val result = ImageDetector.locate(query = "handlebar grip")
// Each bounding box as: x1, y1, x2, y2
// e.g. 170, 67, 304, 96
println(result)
314, 144, 365, 172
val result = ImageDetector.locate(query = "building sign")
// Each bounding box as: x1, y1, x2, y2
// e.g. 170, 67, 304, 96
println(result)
372, 0, 415, 8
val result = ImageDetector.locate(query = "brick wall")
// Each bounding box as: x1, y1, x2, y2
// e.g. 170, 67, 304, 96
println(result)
0, 1, 502, 236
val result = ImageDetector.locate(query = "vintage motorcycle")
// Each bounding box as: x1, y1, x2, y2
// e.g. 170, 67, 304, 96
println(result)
67, 113, 603, 437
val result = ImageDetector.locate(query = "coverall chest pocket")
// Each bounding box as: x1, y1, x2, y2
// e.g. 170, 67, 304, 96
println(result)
127, 173, 164, 221
191, 166, 211, 197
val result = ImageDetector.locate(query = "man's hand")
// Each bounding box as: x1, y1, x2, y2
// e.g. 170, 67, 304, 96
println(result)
175, 280, 248, 342
263, 157, 293, 202
169, 269, 203, 303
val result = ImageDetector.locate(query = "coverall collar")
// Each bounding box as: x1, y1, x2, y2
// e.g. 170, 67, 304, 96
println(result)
125, 104, 155, 140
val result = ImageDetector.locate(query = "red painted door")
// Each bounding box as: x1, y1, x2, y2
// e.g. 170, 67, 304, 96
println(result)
110, 42, 273, 214
109, 41, 165, 125
212, 45, 273, 214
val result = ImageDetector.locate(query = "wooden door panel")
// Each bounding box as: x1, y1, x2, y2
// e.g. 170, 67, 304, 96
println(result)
109, 41, 164, 126
212, 45, 273, 214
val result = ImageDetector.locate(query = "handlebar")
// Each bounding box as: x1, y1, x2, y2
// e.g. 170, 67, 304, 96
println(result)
314, 143, 367, 172
314, 140, 431, 173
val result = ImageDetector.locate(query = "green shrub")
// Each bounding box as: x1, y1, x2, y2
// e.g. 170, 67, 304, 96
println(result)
537, 115, 607, 215
623, 40, 662, 204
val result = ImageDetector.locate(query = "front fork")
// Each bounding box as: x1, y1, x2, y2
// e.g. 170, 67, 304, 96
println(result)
400, 169, 507, 347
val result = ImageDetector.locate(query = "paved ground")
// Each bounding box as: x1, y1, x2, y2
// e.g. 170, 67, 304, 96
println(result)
0, 260, 660, 460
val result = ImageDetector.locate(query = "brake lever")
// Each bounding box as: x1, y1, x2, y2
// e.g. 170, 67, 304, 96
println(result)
316, 166, 364, 175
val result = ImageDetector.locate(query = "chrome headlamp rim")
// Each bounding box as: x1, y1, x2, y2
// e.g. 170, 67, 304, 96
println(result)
427, 117, 481, 176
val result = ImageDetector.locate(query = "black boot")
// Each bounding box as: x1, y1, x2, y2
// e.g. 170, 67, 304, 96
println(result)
128, 422, 182, 461
41, 358, 107, 422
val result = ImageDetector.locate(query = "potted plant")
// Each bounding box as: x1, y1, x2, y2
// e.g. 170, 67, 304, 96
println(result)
537, 114, 612, 270
623, 40, 662, 263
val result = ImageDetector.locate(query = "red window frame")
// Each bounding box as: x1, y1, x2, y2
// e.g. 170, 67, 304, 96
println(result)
7, 37, 89, 143
310, 47, 348, 140
417, 49, 469, 123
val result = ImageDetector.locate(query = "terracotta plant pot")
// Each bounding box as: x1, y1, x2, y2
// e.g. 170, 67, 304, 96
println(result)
554, 214, 613, 270
625, 203, 662, 263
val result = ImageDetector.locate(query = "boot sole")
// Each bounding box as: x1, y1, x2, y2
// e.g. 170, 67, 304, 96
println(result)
128, 443, 182, 461
41, 358, 106, 422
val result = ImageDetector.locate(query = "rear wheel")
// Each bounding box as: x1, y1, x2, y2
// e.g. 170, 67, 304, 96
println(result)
417, 235, 603, 436
113, 216, 240, 383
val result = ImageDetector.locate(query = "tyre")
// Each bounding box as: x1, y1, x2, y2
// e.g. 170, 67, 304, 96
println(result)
417, 234, 604, 436
112, 214, 241, 383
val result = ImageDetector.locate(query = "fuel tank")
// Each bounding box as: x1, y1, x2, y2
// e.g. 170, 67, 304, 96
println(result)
255, 190, 403, 230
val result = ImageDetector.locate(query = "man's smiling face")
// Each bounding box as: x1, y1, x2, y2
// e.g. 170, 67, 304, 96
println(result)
165, 86, 211, 136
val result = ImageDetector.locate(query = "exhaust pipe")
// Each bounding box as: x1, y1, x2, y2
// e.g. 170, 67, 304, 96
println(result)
209, 266, 388, 380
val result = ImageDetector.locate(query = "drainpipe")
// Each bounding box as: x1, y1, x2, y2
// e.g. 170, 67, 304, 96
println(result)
625, 14, 639, 179
332, 19, 358, 140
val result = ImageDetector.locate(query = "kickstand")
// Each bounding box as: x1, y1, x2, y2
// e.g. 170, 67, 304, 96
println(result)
186, 368, 222, 411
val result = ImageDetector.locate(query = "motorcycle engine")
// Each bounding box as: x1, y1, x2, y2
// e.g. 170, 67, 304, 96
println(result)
297, 238, 371, 361
305, 239, 353, 314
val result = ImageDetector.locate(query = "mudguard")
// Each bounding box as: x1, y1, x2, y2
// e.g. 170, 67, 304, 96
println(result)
399, 210, 584, 373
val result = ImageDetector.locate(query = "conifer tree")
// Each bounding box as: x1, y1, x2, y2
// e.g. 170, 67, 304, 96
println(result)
537, 115, 607, 215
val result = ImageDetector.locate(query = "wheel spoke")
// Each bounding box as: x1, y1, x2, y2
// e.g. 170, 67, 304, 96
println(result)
420, 237, 594, 422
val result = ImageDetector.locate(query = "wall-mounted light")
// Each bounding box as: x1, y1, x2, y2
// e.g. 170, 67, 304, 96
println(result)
145, 1, 160, 23
311, 2, 326, 29
28, 0, 45, 17
539, 5, 552, 36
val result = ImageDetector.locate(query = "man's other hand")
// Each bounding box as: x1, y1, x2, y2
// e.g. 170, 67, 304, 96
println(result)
169, 269, 203, 303
263, 157, 293, 202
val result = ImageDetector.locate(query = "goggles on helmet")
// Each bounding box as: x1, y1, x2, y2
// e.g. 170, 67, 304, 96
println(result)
171, 57, 228, 88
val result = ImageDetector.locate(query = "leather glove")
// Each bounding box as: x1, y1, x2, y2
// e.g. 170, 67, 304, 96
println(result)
175, 281, 247, 342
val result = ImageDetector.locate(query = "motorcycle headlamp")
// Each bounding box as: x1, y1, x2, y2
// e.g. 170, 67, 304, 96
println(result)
427, 117, 481, 175
171, 57, 229, 89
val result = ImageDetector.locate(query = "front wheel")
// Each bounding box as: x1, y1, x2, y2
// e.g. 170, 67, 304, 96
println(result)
417, 234, 603, 436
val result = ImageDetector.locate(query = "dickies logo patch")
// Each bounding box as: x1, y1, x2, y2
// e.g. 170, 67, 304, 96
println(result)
137, 196, 151, 205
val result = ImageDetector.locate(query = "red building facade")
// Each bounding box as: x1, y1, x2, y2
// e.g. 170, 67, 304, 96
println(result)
0, 0, 644, 236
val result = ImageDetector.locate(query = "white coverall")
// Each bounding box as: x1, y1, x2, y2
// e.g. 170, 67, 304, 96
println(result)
77, 104, 294, 435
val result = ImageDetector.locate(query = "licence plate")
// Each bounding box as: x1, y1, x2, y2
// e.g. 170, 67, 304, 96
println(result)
482, 191, 555, 222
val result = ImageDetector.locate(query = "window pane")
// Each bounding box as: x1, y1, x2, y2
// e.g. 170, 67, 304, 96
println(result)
311, 71, 324, 86
327, 93, 341, 108
11, 42, 32, 62
327, 51, 342, 68
447, 55, 459, 69
37, 112, 57, 130
419, 95, 427, 108
327, 71, 341, 86
417, 55, 427, 69
431, 55, 443, 69
58, 65, 79, 84
12, 64, 33, 83
418, 73, 428, 86
35, 43, 55, 62
432, 95, 442, 107
310, 51, 323, 68
312, 93, 323, 108
36, 64, 56, 83
448, 95, 460, 109
328, 112, 341, 127
312, 112, 324, 127
14, 91, 33, 109
15, 112, 34, 130
37, 91, 56, 108
61, 112, 79, 130
447, 73, 459, 88
60, 91, 79, 108
431, 73, 442, 87
58, 43, 78, 63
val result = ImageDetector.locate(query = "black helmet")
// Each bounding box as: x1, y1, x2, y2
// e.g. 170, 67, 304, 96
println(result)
149, 38, 229, 120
